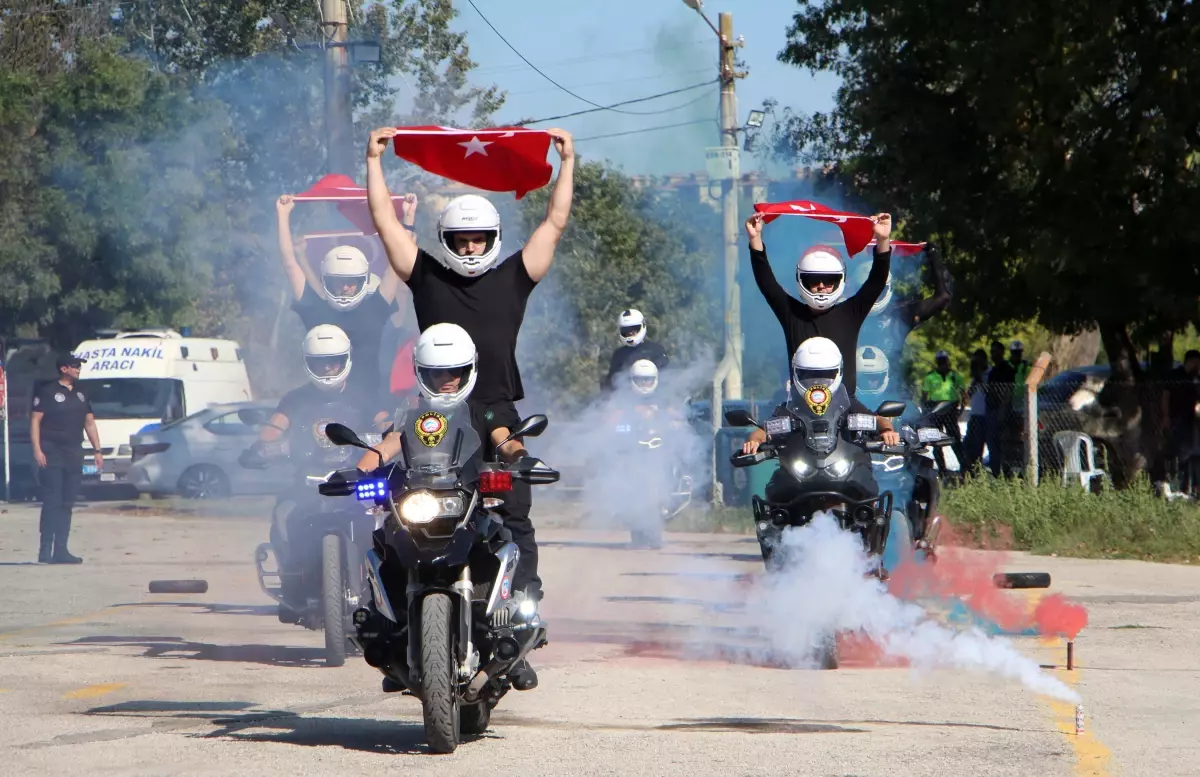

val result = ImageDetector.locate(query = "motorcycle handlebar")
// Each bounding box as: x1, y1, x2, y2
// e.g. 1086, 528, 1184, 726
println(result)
864, 441, 908, 456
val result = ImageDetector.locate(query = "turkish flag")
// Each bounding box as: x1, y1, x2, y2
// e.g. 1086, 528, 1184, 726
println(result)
392, 126, 553, 199
294, 174, 406, 236
754, 200, 877, 257
868, 239, 926, 257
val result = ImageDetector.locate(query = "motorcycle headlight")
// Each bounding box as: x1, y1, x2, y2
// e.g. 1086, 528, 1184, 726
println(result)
395, 491, 465, 525
790, 458, 814, 479
825, 458, 853, 478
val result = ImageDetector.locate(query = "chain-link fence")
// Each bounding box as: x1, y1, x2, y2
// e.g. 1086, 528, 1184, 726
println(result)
933, 376, 1200, 494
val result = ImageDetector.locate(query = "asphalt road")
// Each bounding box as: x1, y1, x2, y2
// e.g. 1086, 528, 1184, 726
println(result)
0, 498, 1197, 776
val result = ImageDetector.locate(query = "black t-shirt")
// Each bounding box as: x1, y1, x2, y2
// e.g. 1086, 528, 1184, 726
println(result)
406, 249, 537, 404
604, 340, 670, 391
1167, 366, 1199, 427
750, 245, 891, 397
32, 380, 92, 448
292, 286, 395, 387
274, 382, 391, 460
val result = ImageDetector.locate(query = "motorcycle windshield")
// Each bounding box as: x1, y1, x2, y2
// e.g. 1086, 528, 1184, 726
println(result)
784, 388, 851, 455
394, 408, 483, 490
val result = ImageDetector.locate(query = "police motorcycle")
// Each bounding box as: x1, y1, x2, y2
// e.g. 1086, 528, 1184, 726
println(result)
609, 360, 693, 549
237, 408, 382, 668
314, 414, 559, 755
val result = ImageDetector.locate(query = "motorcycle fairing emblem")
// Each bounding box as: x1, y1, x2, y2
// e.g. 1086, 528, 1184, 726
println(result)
804, 384, 832, 416
415, 411, 448, 448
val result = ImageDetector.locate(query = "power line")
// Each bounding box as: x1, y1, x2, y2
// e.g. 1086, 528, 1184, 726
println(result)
504, 67, 713, 98
576, 119, 716, 142
471, 40, 714, 77
515, 81, 717, 125
465, 0, 709, 116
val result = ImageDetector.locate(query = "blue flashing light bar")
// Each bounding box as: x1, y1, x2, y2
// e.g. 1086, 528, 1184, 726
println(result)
355, 479, 389, 501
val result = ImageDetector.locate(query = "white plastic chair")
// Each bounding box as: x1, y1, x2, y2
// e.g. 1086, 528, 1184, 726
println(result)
1054, 431, 1106, 492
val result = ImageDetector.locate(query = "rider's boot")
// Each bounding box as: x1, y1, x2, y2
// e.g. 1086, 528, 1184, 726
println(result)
508, 587, 543, 691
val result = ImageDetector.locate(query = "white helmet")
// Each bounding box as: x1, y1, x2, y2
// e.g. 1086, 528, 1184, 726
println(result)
629, 359, 658, 395
856, 345, 890, 396
413, 323, 478, 411
303, 324, 353, 392
618, 309, 647, 347
791, 336, 843, 394
321, 245, 371, 311
795, 246, 846, 310
437, 194, 503, 277
851, 261, 892, 315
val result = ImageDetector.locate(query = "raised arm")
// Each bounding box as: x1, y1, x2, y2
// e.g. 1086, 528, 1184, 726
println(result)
847, 213, 894, 319
275, 195, 308, 299
744, 213, 792, 324
912, 243, 952, 325
367, 127, 420, 282
378, 194, 417, 303
523, 128, 575, 283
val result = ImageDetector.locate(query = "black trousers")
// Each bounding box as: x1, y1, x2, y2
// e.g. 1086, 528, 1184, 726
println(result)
962, 415, 987, 473
40, 443, 83, 551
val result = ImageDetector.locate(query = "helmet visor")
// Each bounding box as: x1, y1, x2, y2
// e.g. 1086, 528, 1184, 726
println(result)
307, 353, 349, 378
859, 370, 887, 392
793, 367, 840, 385
444, 230, 498, 258
800, 272, 842, 293
632, 374, 657, 391
418, 364, 474, 396
323, 273, 368, 300
619, 324, 643, 339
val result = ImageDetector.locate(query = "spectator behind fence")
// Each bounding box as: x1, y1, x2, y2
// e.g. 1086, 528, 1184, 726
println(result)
1163, 350, 1200, 492
922, 350, 967, 474
962, 348, 989, 473
986, 340, 1017, 476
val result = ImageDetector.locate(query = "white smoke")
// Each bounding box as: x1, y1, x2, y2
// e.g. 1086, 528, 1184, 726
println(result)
739, 513, 1079, 702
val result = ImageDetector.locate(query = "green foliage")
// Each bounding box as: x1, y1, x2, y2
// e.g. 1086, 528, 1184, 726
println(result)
943, 475, 1200, 562
773, 0, 1200, 355
516, 161, 721, 407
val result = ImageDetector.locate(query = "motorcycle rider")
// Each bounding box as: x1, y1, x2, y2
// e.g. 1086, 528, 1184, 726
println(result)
602, 309, 670, 393
276, 193, 418, 389
744, 211, 893, 396
355, 322, 542, 691
247, 324, 391, 614
365, 125, 576, 606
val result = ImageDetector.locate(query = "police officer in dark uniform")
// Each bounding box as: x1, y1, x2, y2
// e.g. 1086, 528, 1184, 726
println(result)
30, 354, 102, 564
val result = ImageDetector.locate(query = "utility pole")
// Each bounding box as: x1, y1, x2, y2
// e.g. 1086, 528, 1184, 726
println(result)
322, 0, 354, 176
718, 11, 745, 402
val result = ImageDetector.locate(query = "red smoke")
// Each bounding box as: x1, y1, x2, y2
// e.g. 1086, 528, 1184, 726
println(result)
1033, 594, 1089, 639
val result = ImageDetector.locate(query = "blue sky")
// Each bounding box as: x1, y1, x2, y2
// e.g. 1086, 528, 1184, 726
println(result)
441, 0, 841, 176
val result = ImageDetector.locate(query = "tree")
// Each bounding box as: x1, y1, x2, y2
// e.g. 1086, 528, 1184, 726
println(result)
774, 0, 1200, 484
516, 161, 721, 409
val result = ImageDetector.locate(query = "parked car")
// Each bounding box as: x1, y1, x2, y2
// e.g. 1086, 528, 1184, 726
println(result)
127, 401, 290, 499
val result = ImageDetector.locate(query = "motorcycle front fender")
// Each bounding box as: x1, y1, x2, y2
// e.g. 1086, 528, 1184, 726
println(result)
387, 522, 476, 569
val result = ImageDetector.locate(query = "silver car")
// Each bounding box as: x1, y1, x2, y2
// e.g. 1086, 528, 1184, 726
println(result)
127, 401, 290, 499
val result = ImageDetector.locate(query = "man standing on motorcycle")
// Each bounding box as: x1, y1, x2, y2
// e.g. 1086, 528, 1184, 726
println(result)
246, 324, 393, 617
745, 211, 893, 397
602, 309, 670, 393
355, 322, 542, 691
365, 126, 575, 609
853, 242, 952, 352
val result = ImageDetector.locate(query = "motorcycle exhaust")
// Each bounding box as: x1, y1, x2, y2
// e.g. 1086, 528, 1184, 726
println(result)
462, 627, 546, 703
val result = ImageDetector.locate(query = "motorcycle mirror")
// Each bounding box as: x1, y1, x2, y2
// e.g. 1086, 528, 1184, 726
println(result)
724, 409, 759, 428
875, 400, 907, 418
237, 408, 286, 432
496, 414, 548, 449
930, 399, 957, 416
324, 422, 369, 449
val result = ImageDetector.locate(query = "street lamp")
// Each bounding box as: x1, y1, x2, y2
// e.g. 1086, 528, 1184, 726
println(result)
746, 109, 765, 129
348, 40, 381, 64
680, 0, 720, 36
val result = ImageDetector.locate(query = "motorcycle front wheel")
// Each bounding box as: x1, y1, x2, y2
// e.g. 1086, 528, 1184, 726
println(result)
420, 592, 459, 754
321, 534, 347, 668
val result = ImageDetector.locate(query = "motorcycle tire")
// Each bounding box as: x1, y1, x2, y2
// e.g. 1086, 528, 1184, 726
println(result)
994, 572, 1052, 589
321, 534, 347, 668
420, 592, 459, 754
459, 701, 492, 735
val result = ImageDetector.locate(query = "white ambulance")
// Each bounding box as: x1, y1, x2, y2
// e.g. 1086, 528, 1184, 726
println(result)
72, 328, 252, 494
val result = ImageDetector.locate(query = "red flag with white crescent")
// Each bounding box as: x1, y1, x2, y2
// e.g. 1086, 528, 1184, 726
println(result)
754, 200, 877, 257
391, 126, 554, 199
293, 174, 405, 236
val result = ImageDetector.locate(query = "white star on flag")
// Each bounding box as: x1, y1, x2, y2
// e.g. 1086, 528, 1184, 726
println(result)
459, 136, 492, 157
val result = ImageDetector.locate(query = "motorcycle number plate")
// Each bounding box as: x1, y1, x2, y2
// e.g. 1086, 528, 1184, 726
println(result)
615, 424, 631, 433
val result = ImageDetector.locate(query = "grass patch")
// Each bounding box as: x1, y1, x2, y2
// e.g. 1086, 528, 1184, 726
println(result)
942, 474, 1200, 563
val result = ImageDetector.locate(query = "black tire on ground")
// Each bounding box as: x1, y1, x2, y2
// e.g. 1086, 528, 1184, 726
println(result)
148, 580, 209, 594
176, 465, 230, 500
322, 534, 347, 668
459, 701, 491, 735
420, 592, 459, 754
994, 572, 1052, 589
